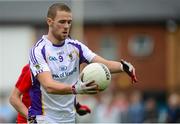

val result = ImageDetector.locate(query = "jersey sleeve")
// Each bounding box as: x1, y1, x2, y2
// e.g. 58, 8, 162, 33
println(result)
29, 45, 50, 77
77, 41, 96, 63
15, 65, 32, 93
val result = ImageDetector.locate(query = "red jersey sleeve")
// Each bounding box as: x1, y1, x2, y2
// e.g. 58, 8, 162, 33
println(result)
15, 64, 32, 93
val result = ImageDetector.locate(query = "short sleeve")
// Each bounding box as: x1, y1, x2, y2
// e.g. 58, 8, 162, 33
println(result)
72, 40, 96, 64
29, 45, 50, 77
80, 42, 96, 62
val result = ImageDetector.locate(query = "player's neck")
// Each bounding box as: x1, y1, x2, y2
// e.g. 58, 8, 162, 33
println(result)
47, 32, 64, 45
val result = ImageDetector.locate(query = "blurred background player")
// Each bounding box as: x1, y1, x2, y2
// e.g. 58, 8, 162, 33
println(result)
9, 64, 92, 123
9, 64, 31, 123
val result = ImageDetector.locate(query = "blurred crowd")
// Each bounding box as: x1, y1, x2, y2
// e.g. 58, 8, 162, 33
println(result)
76, 88, 180, 123
0, 88, 179, 123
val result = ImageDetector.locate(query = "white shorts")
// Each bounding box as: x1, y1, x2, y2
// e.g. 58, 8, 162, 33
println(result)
28, 115, 75, 124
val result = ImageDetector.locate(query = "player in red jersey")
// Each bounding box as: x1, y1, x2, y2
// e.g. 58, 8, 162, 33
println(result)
9, 64, 91, 123
9, 64, 31, 123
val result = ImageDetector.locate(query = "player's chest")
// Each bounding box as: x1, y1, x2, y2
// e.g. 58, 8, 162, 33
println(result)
46, 48, 79, 65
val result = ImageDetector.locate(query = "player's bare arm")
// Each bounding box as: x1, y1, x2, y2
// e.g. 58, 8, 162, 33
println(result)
92, 55, 138, 83
37, 71, 99, 94
9, 87, 28, 118
92, 55, 123, 73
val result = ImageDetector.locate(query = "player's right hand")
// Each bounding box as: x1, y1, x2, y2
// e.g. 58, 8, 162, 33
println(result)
72, 73, 99, 94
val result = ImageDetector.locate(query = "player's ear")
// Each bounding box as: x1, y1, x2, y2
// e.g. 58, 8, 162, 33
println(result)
46, 17, 53, 26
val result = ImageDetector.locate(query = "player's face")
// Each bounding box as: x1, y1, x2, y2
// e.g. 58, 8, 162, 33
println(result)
48, 10, 72, 41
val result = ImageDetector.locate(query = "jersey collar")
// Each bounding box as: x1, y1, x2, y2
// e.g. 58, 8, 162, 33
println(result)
42, 35, 65, 47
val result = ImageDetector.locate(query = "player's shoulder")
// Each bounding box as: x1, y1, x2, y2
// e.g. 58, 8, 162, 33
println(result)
33, 38, 46, 48
66, 37, 79, 43
30, 38, 46, 53
65, 37, 84, 46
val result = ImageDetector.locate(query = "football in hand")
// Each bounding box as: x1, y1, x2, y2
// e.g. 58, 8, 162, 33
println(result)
81, 63, 111, 91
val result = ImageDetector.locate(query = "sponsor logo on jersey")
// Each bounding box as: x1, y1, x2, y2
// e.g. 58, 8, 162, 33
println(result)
59, 65, 67, 71
52, 74, 59, 78
52, 67, 77, 79
48, 56, 58, 61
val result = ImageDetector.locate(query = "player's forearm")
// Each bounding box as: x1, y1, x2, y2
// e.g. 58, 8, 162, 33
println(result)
9, 95, 28, 118
92, 55, 123, 73
105, 60, 123, 73
37, 71, 74, 95
43, 80, 73, 94
98, 60, 123, 73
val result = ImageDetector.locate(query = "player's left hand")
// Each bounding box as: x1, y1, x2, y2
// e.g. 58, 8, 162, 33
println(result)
120, 59, 138, 83
75, 102, 91, 116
